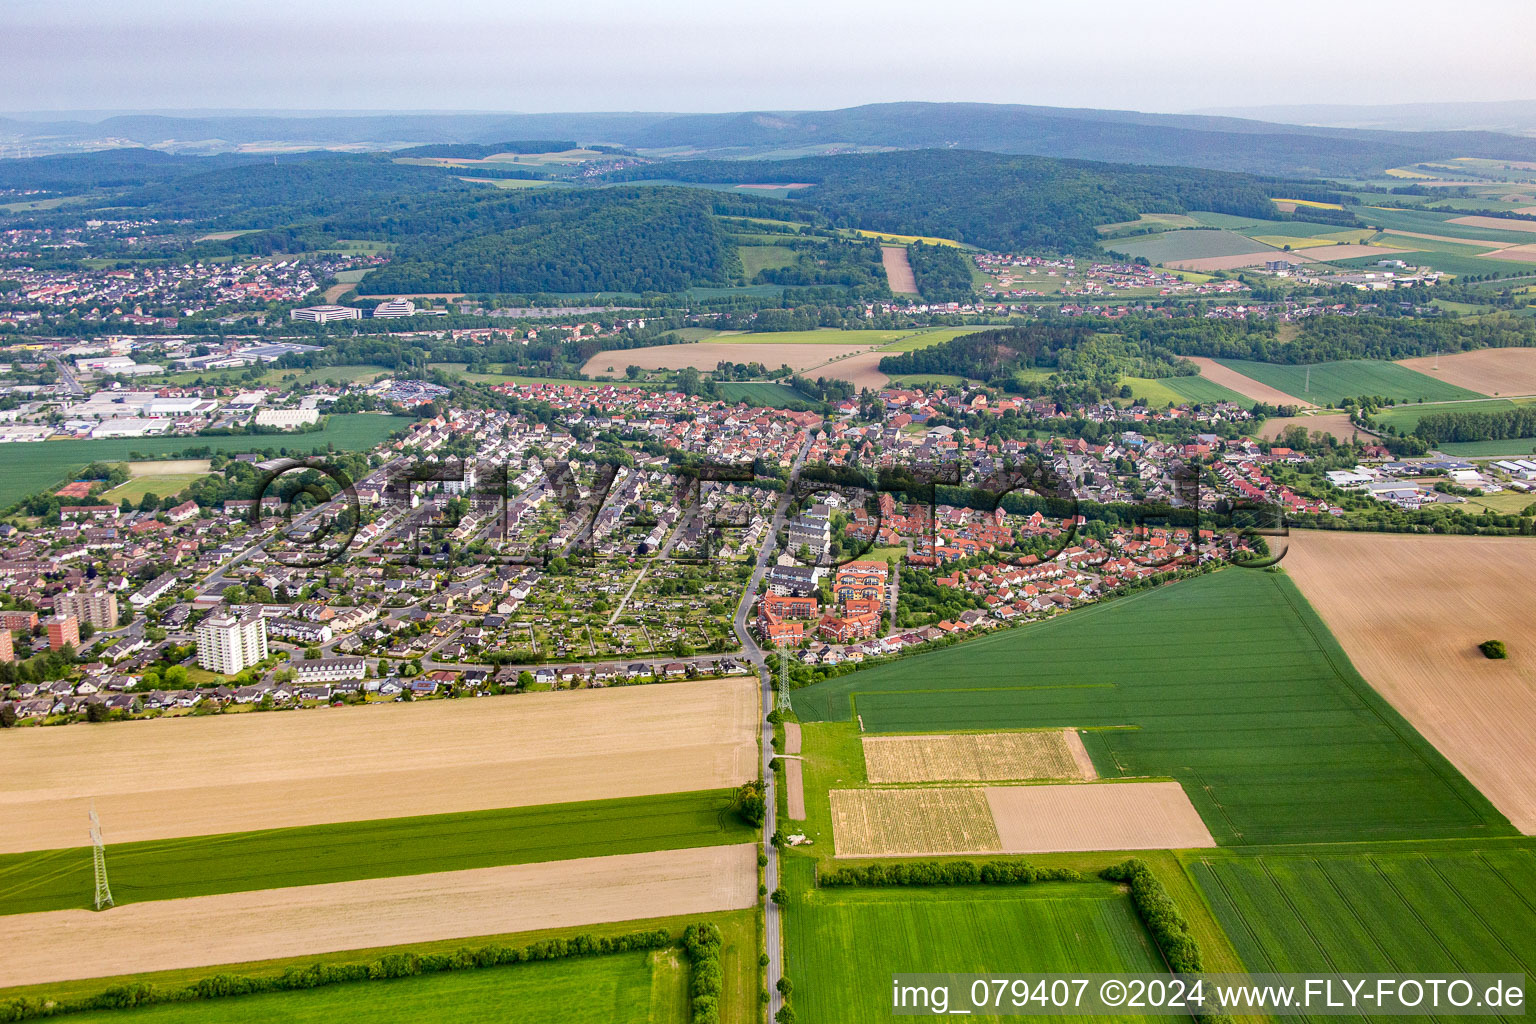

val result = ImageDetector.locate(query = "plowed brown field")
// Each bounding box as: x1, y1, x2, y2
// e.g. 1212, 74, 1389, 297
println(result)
1397, 348, 1536, 396
1, 678, 759, 853
0, 845, 758, 987
1284, 531, 1536, 833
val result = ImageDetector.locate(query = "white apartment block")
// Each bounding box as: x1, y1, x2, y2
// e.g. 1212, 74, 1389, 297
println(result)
195, 613, 269, 675
372, 299, 416, 318
290, 305, 362, 323
296, 656, 367, 683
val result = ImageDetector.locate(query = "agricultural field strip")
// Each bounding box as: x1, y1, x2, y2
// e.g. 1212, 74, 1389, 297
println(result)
1213, 358, 1486, 406
861, 730, 1093, 783
0, 845, 759, 988
829, 782, 1213, 857
0, 677, 758, 853
0, 789, 753, 916
1397, 348, 1536, 398
1284, 532, 1536, 834
792, 571, 1512, 846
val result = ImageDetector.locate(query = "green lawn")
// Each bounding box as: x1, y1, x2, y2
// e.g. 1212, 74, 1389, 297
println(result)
1189, 843, 1536, 979
56, 951, 656, 1024
783, 864, 1166, 1024
887, 373, 980, 388
0, 790, 754, 915
790, 570, 1511, 846
0, 414, 405, 509
1434, 438, 1536, 457
709, 329, 912, 345
101, 473, 212, 504
1214, 358, 1486, 406
1123, 375, 1251, 407
137, 363, 393, 389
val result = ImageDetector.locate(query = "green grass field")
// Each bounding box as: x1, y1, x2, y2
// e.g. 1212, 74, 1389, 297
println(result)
710, 329, 911, 345
1213, 359, 1486, 406
1433, 438, 1536, 457
1123, 375, 1251, 407
737, 243, 798, 279
1105, 229, 1274, 264
55, 950, 659, 1024
1189, 843, 1536, 979
876, 326, 1002, 352
1357, 206, 1536, 246
791, 570, 1511, 846
101, 472, 212, 504
714, 381, 816, 407
0, 790, 753, 916
140, 364, 393, 389
783, 864, 1165, 1024
1369, 397, 1533, 434
886, 373, 980, 389
0, 414, 405, 509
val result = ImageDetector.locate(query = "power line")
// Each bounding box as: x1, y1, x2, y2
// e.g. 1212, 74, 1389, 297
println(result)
89, 801, 114, 911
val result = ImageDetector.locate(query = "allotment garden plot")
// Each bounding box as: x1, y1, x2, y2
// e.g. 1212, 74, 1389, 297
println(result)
792, 570, 1512, 846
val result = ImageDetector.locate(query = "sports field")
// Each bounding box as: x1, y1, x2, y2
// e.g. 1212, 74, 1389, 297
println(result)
0, 790, 754, 915
0, 414, 403, 509
1213, 358, 1485, 406
784, 873, 1164, 1024
2, 677, 759, 852
101, 472, 211, 504
1189, 845, 1536, 976
1398, 347, 1536, 397
1284, 531, 1536, 833
0, 845, 757, 986
792, 570, 1512, 845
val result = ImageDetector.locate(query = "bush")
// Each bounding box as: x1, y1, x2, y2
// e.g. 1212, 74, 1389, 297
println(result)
1479, 639, 1508, 659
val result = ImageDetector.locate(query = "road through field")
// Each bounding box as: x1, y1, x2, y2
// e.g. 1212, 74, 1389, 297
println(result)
0, 845, 758, 987
0, 678, 759, 853
1285, 531, 1536, 833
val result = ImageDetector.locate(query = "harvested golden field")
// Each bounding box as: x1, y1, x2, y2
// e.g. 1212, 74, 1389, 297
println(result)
880, 245, 918, 294
805, 350, 890, 390
1397, 348, 1536, 397
1259, 413, 1372, 442
0, 678, 758, 853
0, 845, 758, 987
580, 342, 868, 377
785, 758, 806, 820
984, 782, 1215, 854
829, 788, 1001, 857
861, 730, 1096, 783
1284, 531, 1536, 834
1448, 215, 1536, 235
1187, 356, 1316, 408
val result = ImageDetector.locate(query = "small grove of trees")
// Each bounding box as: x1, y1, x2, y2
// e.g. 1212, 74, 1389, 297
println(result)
732, 779, 766, 827
683, 922, 725, 1024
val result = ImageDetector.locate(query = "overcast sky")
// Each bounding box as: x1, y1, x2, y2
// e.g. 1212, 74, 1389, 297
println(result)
5, 0, 1536, 115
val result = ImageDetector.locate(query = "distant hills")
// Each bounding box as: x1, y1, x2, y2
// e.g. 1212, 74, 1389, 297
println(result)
1194, 100, 1536, 137
5, 102, 1536, 177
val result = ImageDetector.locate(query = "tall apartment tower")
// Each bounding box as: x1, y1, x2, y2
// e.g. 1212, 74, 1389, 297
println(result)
57, 588, 119, 630
47, 615, 80, 651
195, 612, 269, 676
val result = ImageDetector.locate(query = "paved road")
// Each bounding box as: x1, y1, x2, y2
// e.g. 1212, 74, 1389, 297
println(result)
731, 433, 811, 1022
46, 353, 86, 398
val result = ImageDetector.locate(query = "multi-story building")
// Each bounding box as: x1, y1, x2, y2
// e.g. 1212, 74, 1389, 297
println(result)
46, 615, 80, 651
56, 588, 119, 629
372, 299, 416, 318
0, 628, 13, 663
295, 656, 367, 684
289, 305, 362, 323
195, 612, 269, 675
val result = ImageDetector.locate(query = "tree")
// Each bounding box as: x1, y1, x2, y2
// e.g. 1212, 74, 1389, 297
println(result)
0, 704, 17, 728
517, 670, 534, 688
84, 701, 109, 723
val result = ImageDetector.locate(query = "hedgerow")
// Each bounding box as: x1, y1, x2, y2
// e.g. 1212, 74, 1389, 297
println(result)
819, 859, 1083, 887
682, 922, 724, 1024
0, 929, 673, 1021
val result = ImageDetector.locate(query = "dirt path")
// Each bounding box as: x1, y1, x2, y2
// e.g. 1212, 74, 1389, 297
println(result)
1, 678, 759, 853
0, 845, 758, 987
1187, 356, 1316, 408
881, 245, 918, 295
1284, 531, 1536, 833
